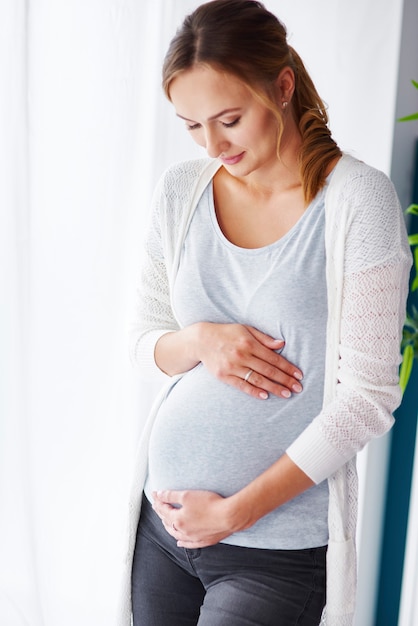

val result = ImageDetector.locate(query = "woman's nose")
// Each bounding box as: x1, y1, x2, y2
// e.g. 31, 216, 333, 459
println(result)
204, 128, 229, 158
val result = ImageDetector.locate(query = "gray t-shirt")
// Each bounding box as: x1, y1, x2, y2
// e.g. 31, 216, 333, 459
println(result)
145, 180, 329, 549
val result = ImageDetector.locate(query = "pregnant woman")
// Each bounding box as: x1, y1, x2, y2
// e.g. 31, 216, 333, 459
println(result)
126, 1, 412, 624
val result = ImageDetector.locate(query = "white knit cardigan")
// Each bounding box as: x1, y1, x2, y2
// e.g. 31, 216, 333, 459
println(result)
119, 154, 411, 625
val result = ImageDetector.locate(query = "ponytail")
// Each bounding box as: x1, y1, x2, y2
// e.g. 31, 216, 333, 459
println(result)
289, 47, 342, 202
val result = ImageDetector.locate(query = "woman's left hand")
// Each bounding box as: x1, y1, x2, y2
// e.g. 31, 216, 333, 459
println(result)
152, 489, 243, 548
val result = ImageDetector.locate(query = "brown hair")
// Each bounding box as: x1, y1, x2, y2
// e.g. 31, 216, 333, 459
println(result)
162, 0, 341, 203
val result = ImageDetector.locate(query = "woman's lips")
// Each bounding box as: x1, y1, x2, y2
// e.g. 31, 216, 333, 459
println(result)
219, 151, 245, 165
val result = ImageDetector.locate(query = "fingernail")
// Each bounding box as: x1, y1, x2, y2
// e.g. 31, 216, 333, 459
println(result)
281, 389, 291, 398
294, 371, 303, 380
292, 383, 302, 393
259, 391, 269, 399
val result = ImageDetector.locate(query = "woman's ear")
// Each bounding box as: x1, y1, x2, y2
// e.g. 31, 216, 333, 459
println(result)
275, 66, 295, 107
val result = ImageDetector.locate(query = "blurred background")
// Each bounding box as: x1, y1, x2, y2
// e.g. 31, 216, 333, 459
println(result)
1, 1, 417, 624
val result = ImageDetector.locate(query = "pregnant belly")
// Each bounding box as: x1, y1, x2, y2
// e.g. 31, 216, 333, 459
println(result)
145, 363, 314, 498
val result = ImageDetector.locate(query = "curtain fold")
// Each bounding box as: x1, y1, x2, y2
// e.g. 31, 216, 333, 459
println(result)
0, 1, 39, 624
1, 1, 172, 624
1, 2, 203, 622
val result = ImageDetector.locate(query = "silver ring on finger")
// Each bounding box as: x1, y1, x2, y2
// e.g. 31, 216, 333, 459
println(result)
244, 369, 254, 382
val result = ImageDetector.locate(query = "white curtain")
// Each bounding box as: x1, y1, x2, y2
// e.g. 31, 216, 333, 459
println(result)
0, 1, 404, 625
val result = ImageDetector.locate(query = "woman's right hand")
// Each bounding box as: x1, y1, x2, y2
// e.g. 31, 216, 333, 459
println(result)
155, 322, 303, 400
195, 322, 303, 400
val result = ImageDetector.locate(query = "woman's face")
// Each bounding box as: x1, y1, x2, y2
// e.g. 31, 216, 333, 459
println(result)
169, 65, 281, 178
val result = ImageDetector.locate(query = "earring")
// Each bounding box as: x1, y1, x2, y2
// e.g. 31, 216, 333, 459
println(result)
282, 101, 288, 109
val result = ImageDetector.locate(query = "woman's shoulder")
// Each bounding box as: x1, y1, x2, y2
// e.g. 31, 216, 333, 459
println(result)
157, 157, 220, 196
331, 153, 397, 203
151, 158, 221, 232
327, 154, 410, 268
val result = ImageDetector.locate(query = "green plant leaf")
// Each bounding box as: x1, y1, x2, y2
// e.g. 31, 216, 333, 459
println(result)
398, 79, 418, 392
400, 344, 414, 394
403, 321, 417, 334
398, 112, 418, 122
408, 234, 418, 245
410, 305, 418, 325
406, 204, 418, 216
405, 307, 418, 331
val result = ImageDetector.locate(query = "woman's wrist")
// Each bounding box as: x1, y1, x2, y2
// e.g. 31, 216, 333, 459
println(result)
184, 322, 208, 365
223, 454, 315, 534
224, 489, 260, 533
155, 324, 204, 376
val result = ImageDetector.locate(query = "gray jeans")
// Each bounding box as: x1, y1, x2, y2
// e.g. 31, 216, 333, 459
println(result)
131, 495, 326, 625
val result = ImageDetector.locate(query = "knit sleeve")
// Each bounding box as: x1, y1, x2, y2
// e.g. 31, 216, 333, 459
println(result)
129, 158, 215, 381
129, 172, 180, 382
287, 166, 412, 483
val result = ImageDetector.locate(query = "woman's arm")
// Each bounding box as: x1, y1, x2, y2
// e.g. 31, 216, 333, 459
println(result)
155, 322, 303, 400
153, 453, 313, 548
152, 256, 409, 548
131, 166, 304, 399
133, 250, 304, 399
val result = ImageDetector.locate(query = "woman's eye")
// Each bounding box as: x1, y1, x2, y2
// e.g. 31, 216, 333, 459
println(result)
186, 123, 201, 131
222, 118, 240, 128
186, 118, 240, 131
